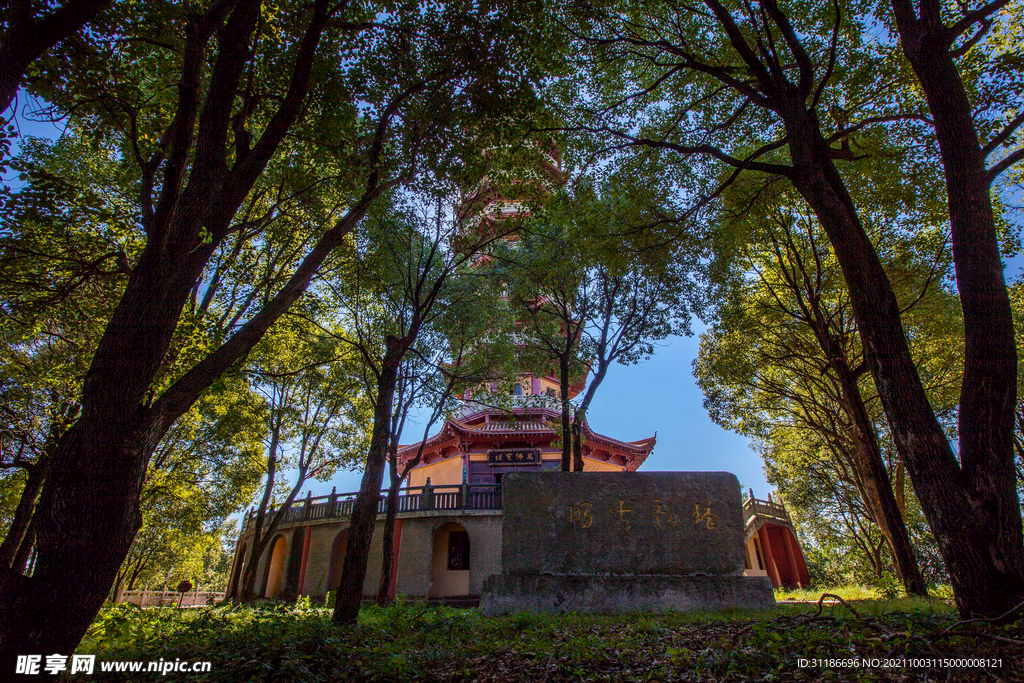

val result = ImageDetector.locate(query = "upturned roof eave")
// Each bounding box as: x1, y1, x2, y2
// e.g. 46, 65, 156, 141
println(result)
396, 414, 656, 468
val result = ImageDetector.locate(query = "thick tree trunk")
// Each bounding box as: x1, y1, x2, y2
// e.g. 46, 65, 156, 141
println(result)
784, 110, 1023, 615
0, 453, 49, 570
0, 0, 344, 660
777, 222, 928, 595
333, 341, 403, 624
694, 0, 1023, 614
888, 0, 1024, 616
0, 425, 151, 661
0, 216, 232, 664
375, 479, 401, 606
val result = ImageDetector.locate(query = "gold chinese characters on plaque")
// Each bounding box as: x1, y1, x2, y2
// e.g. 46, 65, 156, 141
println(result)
487, 448, 541, 464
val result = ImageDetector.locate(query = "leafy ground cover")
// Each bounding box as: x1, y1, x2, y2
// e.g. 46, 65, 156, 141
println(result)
78, 592, 1022, 682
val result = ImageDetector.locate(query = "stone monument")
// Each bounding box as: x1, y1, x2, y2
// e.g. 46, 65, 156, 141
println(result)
480, 471, 775, 614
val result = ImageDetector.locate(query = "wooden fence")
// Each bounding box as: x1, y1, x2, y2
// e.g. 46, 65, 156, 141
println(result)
117, 589, 226, 607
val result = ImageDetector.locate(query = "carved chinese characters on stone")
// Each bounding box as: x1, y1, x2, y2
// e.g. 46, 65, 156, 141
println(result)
564, 497, 722, 532
568, 502, 594, 529
483, 471, 775, 615
500, 472, 746, 577
564, 496, 716, 532
651, 498, 679, 529
693, 500, 722, 530
614, 499, 634, 531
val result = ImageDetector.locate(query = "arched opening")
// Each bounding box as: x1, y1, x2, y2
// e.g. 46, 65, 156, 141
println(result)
430, 522, 470, 597
328, 529, 349, 591
229, 543, 247, 600
263, 535, 287, 599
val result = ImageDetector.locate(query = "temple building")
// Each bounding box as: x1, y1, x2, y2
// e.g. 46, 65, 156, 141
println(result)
401, 392, 656, 489
224, 372, 809, 603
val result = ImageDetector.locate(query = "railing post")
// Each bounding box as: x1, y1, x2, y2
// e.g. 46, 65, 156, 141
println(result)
461, 482, 469, 509
424, 478, 433, 510
303, 490, 312, 520
329, 486, 337, 517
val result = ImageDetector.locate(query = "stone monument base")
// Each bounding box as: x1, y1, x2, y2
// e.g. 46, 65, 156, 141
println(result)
480, 573, 775, 615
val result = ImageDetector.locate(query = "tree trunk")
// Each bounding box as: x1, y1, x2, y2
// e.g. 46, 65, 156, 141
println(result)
571, 425, 584, 471
873, 541, 884, 578
570, 358, 610, 472
377, 425, 428, 606
241, 486, 308, 603
127, 557, 147, 591
559, 355, 572, 471
834, 366, 927, 596
110, 570, 125, 604
239, 559, 263, 603
888, 0, 1024, 616
0, 423, 151, 662
333, 340, 403, 624
240, 415, 289, 604
11, 518, 36, 575
375, 478, 401, 606
0, 453, 49, 570
0, 0, 112, 116
0, 1, 347, 661
783, 111, 1023, 615
774, 221, 928, 596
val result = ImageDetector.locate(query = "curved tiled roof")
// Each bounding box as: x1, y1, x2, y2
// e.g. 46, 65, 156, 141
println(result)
397, 406, 655, 471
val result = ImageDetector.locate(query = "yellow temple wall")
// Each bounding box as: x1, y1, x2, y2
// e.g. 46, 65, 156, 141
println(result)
408, 457, 464, 488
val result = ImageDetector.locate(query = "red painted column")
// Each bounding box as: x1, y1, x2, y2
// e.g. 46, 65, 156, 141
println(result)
789, 529, 811, 587
781, 527, 801, 588
295, 525, 313, 596
757, 524, 782, 588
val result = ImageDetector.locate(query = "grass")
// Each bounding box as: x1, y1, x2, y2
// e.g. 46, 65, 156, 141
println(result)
775, 585, 891, 602
773, 585, 958, 614
77, 592, 1022, 682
